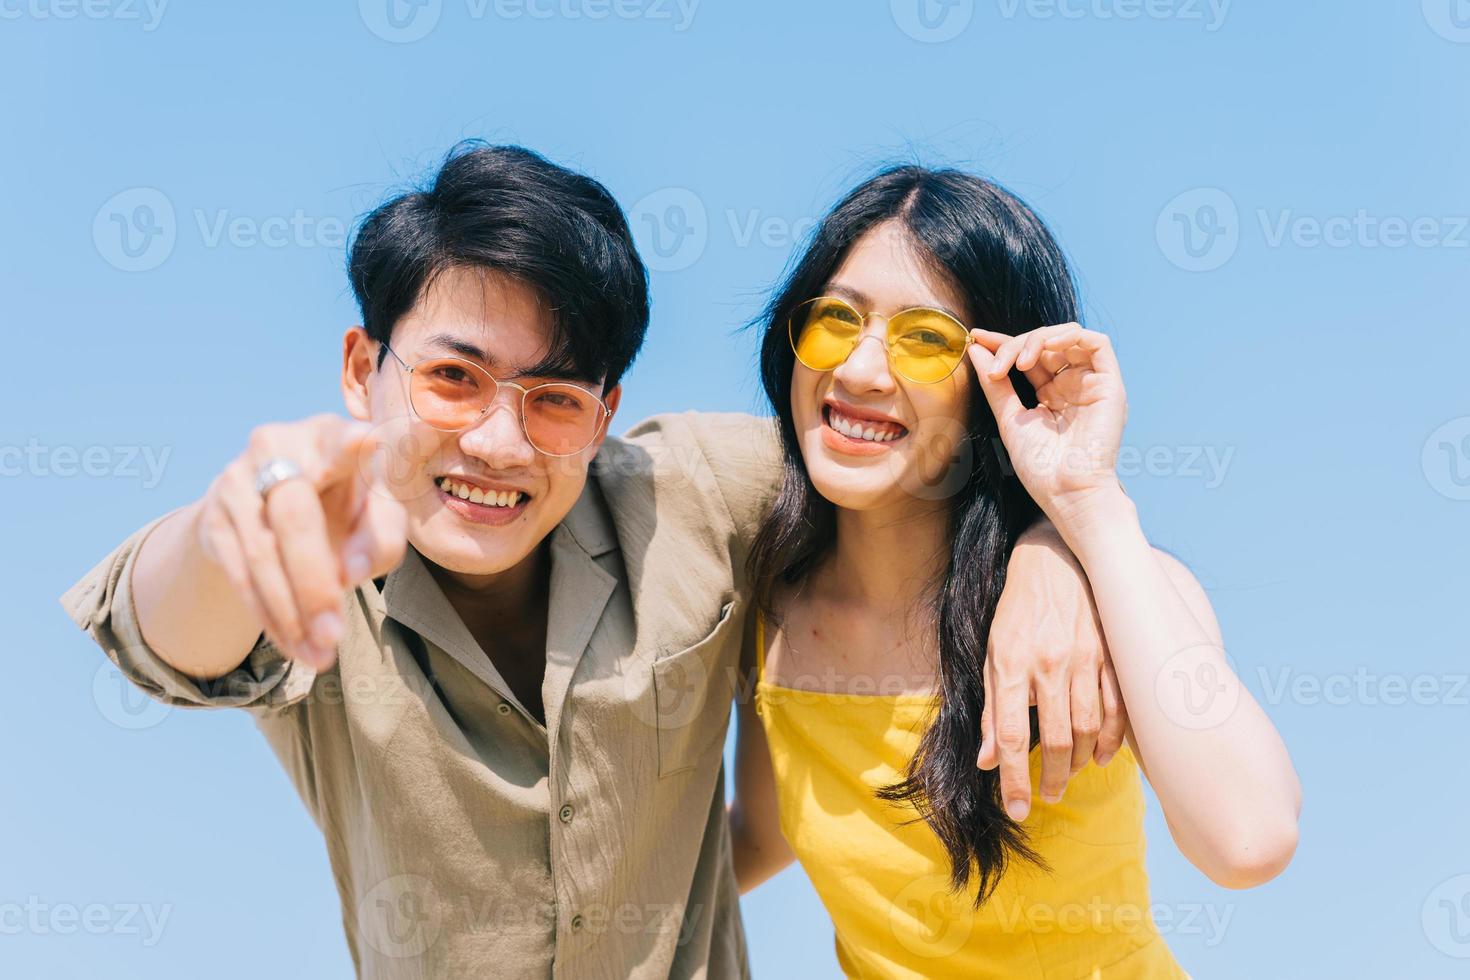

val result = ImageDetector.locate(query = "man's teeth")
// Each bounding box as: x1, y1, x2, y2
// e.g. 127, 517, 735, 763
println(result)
437, 478, 524, 508
828, 409, 904, 443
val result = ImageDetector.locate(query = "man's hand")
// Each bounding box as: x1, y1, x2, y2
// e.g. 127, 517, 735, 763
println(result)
193, 414, 408, 669
978, 521, 1126, 821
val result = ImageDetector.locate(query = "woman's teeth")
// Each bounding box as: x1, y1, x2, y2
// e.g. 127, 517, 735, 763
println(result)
827, 408, 906, 443
437, 478, 524, 508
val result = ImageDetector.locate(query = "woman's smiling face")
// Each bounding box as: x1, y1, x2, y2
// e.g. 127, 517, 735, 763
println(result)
791, 219, 977, 514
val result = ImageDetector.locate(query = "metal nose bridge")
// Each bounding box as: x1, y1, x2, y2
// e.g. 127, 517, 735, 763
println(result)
845, 320, 896, 363
471, 378, 532, 423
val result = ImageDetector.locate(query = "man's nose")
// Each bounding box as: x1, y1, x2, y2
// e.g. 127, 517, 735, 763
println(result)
458, 396, 536, 469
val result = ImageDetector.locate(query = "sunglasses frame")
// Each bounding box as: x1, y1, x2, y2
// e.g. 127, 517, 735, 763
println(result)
381, 342, 612, 458
787, 296, 976, 384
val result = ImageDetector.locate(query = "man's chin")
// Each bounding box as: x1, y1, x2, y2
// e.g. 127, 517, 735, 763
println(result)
410, 533, 538, 579
406, 508, 543, 579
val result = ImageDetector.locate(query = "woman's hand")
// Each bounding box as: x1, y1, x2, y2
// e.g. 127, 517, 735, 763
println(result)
981, 521, 1127, 821
968, 324, 1127, 533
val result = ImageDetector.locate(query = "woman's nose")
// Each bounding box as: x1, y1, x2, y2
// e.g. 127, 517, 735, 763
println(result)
833, 331, 895, 393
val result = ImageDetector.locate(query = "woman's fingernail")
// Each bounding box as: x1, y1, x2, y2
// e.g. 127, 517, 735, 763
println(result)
311, 611, 343, 648
1096, 751, 1115, 767
1006, 799, 1029, 821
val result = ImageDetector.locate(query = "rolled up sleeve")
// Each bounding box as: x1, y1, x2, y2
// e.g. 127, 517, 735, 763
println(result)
60, 513, 317, 710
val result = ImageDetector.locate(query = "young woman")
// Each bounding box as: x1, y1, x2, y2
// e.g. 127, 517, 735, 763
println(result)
729, 167, 1301, 978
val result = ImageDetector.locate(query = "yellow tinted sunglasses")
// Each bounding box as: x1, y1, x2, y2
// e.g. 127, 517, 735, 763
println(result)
788, 296, 974, 384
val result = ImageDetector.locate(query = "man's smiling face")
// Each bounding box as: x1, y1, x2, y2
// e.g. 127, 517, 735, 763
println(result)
344, 265, 620, 581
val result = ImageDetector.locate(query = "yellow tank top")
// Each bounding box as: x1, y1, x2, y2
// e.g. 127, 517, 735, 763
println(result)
754, 617, 1189, 979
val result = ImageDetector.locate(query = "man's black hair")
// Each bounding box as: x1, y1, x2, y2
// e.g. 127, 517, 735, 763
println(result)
348, 141, 649, 390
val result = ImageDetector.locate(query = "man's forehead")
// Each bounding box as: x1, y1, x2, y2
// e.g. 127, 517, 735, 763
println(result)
393, 266, 602, 385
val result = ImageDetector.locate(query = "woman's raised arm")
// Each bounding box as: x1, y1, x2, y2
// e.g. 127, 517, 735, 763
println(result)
970, 324, 1301, 889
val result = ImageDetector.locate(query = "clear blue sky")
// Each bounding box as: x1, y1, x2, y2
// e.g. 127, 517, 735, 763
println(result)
3, 2, 1468, 977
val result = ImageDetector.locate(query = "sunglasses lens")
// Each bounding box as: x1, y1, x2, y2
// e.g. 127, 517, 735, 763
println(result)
791, 298, 862, 371
888, 309, 969, 383
521, 384, 605, 456
409, 357, 494, 430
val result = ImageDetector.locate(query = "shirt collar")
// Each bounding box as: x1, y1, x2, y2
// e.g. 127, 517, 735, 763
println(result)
374, 475, 622, 719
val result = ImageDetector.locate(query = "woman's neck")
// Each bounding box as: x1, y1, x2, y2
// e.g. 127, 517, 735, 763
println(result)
820, 498, 951, 607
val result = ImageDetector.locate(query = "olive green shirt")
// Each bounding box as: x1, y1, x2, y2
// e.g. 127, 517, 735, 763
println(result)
61, 412, 781, 980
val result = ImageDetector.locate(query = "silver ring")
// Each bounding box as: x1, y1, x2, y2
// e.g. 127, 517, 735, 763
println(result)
254, 457, 304, 498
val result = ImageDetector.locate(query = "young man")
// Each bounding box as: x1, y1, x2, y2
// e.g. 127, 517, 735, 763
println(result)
62, 144, 1123, 979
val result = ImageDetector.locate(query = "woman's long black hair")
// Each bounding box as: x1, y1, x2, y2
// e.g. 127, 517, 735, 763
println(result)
747, 165, 1081, 905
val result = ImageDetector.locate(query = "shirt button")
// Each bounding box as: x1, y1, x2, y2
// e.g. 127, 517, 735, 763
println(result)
496, 702, 512, 715
570, 913, 584, 932
559, 804, 574, 824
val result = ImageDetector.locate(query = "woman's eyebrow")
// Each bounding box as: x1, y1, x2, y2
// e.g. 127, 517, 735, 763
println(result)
824, 283, 963, 322
824, 282, 870, 307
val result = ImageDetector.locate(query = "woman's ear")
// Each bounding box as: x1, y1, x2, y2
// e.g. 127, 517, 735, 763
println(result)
341, 326, 375, 421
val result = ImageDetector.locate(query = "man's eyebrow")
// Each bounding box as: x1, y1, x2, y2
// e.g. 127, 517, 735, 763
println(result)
423, 333, 599, 387
517, 357, 600, 385
425, 333, 497, 365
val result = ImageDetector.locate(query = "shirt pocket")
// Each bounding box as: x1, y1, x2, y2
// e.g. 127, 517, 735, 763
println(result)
652, 598, 740, 779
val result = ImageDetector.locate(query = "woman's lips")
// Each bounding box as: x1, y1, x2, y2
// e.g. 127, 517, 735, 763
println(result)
820, 405, 908, 457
